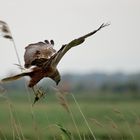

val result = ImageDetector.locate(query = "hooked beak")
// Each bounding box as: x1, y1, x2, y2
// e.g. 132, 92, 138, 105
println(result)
56, 79, 60, 85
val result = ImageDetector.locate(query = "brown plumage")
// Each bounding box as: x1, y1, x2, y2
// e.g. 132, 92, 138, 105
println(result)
1, 23, 109, 88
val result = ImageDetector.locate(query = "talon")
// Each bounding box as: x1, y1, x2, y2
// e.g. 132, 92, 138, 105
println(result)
32, 87, 46, 105
33, 95, 39, 105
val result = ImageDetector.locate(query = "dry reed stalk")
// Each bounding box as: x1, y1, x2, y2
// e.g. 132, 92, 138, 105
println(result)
110, 120, 118, 129
55, 90, 70, 113
71, 94, 97, 140
0, 20, 41, 140
53, 87, 82, 140
0, 127, 7, 140
131, 111, 140, 126
7, 101, 22, 140
112, 108, 135, 140
90, 117, 112, 140
90, 118, 104, 128
0, 20, 21, 66
13, 107, 26, 140
105, 116, 119, 130
105, 115, 125, 140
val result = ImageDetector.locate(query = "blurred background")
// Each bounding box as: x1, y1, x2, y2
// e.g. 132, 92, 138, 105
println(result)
0, 0, 140, 140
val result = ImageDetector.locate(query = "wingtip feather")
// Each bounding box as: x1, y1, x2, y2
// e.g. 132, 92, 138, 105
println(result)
1, 73, 27, 83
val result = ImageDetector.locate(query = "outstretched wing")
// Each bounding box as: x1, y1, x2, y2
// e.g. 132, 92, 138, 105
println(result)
24, 40, 56, 68
46, 23, 109, 68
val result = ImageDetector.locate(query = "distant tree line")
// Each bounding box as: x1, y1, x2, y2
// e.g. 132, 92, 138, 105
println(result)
1, 72, 140, 94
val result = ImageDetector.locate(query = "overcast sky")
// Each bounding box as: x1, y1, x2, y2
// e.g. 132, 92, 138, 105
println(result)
0, 0, 140, 77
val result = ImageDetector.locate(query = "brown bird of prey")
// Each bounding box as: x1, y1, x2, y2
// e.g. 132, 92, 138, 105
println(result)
1, 23, 109, 88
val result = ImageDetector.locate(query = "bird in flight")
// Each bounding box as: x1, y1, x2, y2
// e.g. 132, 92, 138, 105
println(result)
1, 23, 109, 90
0, 21, 109, 103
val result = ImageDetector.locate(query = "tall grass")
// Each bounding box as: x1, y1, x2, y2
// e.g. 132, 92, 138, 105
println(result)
0, 20, 40, 140
0, 91, 140, 140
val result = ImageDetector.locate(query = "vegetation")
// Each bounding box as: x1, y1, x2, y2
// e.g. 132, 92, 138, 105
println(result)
0, 90, 140, 140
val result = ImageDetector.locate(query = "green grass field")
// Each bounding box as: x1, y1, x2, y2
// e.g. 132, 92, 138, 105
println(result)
0, 91, 140, 140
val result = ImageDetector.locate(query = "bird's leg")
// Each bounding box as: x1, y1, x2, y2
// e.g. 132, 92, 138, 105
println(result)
31, 86, 39, 105
32, 86, 46, 105
31, 87, 36, 95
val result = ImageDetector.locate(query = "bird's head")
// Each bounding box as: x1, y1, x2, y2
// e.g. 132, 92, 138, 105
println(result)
50, 69, 61, 86
54, 74, 61, 85
56, 79, 60, 85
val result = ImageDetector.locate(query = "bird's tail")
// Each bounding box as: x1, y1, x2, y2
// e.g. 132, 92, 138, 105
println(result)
1, 72, 29, 83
